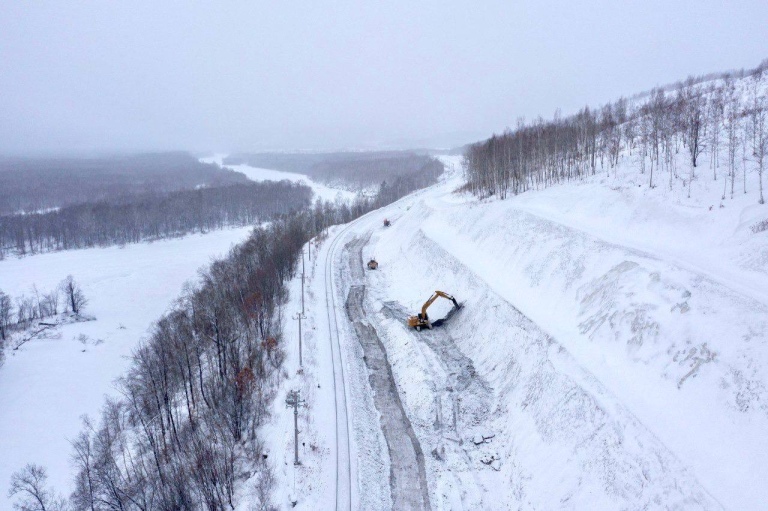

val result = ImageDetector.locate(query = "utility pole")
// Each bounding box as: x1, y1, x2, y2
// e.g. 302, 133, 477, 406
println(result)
293, 311, 306, 368
300, 249, 306, 315
285, 390, 305, 466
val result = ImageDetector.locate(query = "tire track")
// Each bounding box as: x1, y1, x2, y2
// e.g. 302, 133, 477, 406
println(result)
343, 235, 431, 510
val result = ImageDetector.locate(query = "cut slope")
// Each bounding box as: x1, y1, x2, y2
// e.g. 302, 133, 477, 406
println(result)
350, 155, 767, 509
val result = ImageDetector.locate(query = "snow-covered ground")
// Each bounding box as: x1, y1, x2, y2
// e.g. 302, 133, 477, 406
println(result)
418, 173, 767, 509
0, 227, 254, 503
0, 154, 356, 505
201, 153, 357, 203
267, 153, 767, 509
3, 146, 767, 509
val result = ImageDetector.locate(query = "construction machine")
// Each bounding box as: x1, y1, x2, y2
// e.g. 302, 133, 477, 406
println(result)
407, 291, 461, 330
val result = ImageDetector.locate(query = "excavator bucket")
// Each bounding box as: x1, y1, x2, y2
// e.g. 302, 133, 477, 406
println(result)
432, 302, 462, 327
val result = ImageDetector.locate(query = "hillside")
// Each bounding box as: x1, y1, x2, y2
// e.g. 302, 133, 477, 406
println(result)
0, 152, 248, 216
228, 69, 768, 510
268, 138, 767, 509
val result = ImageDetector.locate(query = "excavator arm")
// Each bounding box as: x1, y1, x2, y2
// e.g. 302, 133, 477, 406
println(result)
420, 291, 458, 319
408, 290, 461, 329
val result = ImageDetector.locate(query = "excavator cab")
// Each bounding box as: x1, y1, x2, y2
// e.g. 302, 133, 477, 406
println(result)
407, 291, 461, 330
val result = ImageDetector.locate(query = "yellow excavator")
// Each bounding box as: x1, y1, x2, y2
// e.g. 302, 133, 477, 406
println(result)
407, 291, 461, 331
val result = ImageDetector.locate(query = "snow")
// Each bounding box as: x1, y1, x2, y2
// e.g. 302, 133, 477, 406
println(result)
11, 206, 60, 216
267, 151, 767, 509
201, 153, 357, 203
3, 140, 767, 509
259, 222, 393, 510
369, 155, 766, 508
419, 176, 768, 508
0, 154, 353, 505
0, 228, 254, 503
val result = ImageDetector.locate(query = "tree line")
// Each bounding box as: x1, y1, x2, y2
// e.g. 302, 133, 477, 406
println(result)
310, 154, 443, 190
464, 62, 768, 204
0, 181, 313, 257
7, 158, 444, 510
0, 152, 249, 217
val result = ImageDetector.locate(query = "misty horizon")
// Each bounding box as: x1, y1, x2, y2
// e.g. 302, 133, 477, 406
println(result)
1, 1, 767, 155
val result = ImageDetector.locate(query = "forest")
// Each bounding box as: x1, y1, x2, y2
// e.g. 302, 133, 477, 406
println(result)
463, 63, 768, 204
6, 157, 444, 510
224, 151, 442, 190
0, 152, 249, 216
0, 181, 313, 257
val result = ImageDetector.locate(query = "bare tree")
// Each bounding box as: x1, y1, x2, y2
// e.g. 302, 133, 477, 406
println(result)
42, 291, 59, 318
69, 419, 97, 511
708, 84, 724, 180
742, 111, 751, 194
16, 296, 37, 327
724, 78, 740, 199
7, 464, 66, 511
0, 290, 8, 367
60, 276, 87, 315
0, 290, 12, 341
683, 88, 705, 200
755, 95, 767, 205
249, 465, 277, 511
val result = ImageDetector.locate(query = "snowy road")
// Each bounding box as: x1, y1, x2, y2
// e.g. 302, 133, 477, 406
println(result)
282, 187, 440, 510
314, 203, 435, 510
344, 235, 431, 510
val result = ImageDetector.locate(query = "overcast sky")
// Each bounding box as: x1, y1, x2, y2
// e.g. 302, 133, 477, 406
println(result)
1, 1, 766, 154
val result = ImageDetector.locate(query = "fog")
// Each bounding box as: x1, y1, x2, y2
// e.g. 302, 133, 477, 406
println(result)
1, 1, 766, 154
